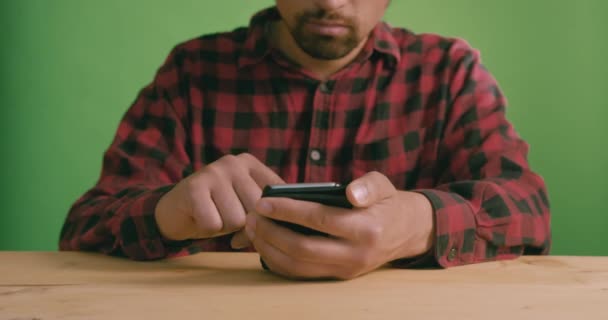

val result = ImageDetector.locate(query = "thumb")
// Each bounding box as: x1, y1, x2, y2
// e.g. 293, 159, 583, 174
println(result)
346, 171, 397, 208
230, 229, 252, 250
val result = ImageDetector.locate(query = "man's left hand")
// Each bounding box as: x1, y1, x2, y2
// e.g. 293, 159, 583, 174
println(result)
246, 172, 435, 280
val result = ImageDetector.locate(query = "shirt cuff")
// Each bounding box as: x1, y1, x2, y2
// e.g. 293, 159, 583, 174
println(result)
118, 185, 192, 260
414, 189, 478, 268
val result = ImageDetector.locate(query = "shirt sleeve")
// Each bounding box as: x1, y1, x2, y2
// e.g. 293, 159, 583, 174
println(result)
406, 39, 551, 268
59, 46, 195, 260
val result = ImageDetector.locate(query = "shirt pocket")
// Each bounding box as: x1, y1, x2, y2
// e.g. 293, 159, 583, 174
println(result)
352, 128, 427, 189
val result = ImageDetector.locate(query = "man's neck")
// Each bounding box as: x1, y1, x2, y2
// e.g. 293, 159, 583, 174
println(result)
269, 20, 368, 81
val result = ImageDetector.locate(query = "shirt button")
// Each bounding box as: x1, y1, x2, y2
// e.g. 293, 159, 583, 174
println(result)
447, 248, 458, 262
310, 149, 322, 162
319, 82, 331, 93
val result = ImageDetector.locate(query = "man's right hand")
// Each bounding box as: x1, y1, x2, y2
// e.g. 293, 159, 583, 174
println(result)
154, 153, 284, 249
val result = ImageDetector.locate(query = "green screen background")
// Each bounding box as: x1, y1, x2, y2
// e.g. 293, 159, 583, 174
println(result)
1, 1, 606, 255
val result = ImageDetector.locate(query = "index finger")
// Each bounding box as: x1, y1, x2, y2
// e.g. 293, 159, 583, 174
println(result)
231, 153, 284, 213
238, 153, 284, 188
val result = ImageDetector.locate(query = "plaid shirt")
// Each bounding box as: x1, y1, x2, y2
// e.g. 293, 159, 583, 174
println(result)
60, 8, 551, 267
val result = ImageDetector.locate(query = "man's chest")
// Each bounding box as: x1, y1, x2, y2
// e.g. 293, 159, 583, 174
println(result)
187, 66, 444, 189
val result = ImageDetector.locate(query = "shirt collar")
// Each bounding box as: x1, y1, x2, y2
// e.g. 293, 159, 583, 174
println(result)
238, 7, 401, 69
237, 8, 277, 69
366, 22, 402, 67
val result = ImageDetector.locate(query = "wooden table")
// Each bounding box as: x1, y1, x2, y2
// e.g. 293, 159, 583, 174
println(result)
0, 252, 606, 320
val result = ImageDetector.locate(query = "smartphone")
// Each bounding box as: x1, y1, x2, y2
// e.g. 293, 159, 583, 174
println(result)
261, 182, 351, 236
259, 182, 352, 271
261, 182, 352, 209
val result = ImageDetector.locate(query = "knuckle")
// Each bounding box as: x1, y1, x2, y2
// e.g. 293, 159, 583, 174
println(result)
214, 155, 239, 170
203, 162, 224, 179
184, 174, 202, 190
288, 241, 316, 260
236, 152, 258, 166
306, 207, 329, 231
356, 171, 380, 186
196, 216, 223, 236
184, 178, 206, 201
360, 223, 384, 244
369, 170, 384, 179
222, 214, 246, 232
235, 153, 259, 174
220, 154, 239, 164
371, 171, 396, 192
181, 185, 211, 221
236, 152, 254, 161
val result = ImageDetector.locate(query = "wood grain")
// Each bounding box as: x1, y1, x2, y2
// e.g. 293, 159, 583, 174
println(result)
0, 252, 606, 320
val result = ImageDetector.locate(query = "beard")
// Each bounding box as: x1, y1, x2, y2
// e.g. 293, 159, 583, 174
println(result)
288, 9, 361, 60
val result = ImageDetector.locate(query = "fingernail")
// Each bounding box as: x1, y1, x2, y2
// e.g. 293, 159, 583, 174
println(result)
351, 183, 368, 204
256, 200, 272, 214
245, 215, 256, 240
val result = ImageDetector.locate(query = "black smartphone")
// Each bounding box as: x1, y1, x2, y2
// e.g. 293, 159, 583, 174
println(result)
261, 182, 352, 209
259, 182, 352, 271
261, 182, 352, 236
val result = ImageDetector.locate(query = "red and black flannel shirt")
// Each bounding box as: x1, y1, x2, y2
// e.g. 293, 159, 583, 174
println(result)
60, 8, 551, 267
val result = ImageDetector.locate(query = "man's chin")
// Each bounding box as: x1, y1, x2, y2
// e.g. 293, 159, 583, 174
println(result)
300, 46, 353, 60
297, 37, 358, 60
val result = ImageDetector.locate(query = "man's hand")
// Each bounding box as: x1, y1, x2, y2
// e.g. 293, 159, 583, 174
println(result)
154, 153, 284, 248
246, 172, 435, 280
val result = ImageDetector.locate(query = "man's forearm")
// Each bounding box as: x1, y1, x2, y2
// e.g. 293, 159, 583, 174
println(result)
59, 185, 190, 260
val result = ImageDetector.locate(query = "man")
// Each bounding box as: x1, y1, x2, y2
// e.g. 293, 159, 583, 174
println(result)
60, 0, 551, 280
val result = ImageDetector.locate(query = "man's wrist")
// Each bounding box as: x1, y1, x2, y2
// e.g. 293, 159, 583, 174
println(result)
393, 191, 436, 260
